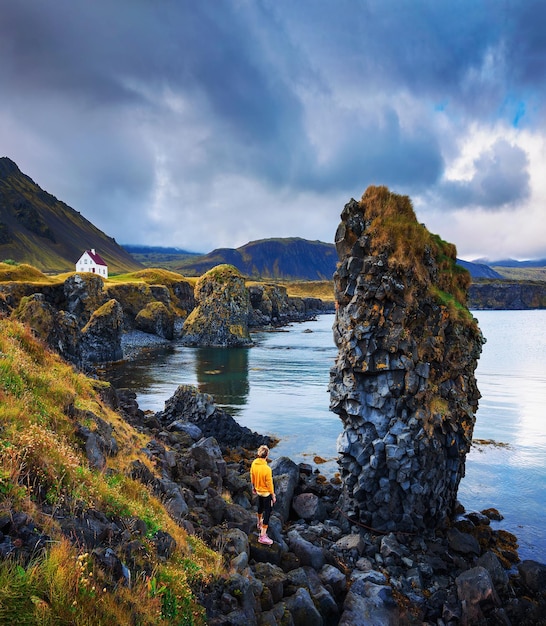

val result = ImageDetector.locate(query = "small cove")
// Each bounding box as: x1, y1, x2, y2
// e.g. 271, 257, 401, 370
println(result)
103, 310, 546, 562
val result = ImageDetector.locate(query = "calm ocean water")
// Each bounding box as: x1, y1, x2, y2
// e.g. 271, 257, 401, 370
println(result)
104, 310, 546, 562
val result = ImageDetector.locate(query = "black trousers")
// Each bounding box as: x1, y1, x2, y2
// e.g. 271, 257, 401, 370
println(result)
257, 494, 273, 526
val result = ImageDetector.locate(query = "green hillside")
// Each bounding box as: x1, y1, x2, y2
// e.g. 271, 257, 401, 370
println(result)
0, 158, 142, 274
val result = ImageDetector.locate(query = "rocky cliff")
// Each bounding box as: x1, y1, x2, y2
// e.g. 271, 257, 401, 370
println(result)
0, 262, 330, 365
469, 280, 546, 309
329, 186, 484, 533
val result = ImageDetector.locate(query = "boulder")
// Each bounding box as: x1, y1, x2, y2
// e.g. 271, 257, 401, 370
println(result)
339, 576, 399, 626
80, 299, 124, 364
287, 529, 326, 570
455, 566, 501, 625
517, 559, 546, 593
156, 385, 271, 450
284, 587, 323, 626
292, 493, 326, 522
135, 301, 174, 339
182, 264, 253, 347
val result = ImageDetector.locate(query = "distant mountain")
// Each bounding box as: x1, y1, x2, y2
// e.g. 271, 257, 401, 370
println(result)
122, 244, 201, 267
123, 244, 201, 256
455, 259, 503, 279
173, 237, 339, 280
474, 257, 546, 268
0, 157, 141, 274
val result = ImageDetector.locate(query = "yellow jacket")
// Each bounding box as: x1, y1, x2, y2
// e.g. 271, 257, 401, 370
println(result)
250, 457, 274, 497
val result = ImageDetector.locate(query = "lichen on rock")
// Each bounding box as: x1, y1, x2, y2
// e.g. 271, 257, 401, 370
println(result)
182, 264, 253, 347
329, 186, 485, 532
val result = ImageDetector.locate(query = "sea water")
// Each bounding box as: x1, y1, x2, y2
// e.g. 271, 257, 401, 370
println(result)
104, 310, 546, 562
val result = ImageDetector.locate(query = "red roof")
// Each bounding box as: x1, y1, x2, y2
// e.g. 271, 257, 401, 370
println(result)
85, 249, 107, 266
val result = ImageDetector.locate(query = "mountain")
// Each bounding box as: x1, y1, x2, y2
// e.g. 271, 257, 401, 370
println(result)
0, 157, 141, 274
172, 237, 339, 280
456, 259, 503, 279
474, 257, 546, 268
122, 244, 201, 267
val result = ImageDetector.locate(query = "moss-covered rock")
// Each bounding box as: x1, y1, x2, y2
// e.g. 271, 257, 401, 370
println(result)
13, 293, 81, 364
135, 301, 174, 339
80, 299, 124, 363
330, 186, 484, 533
182, 264, 252, 347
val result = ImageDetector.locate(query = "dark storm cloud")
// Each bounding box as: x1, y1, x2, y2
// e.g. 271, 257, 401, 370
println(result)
0, 0, 543, 256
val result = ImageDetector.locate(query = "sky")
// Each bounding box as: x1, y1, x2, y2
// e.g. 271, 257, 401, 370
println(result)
1, 0, 545, 261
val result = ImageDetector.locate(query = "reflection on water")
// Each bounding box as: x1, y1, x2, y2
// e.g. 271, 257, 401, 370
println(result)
194, 347, 249, 413
102, 340, 251, 416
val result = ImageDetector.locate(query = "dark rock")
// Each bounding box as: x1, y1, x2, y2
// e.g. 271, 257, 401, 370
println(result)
477, 550, 509, 591
284, 587, 323, 626
339, 576, 399, 626
182, 264, 253, 347
287, 529, 326, 570
447, 527, 481, 556
455, 566, 501, 624
80, 299, 124, 363
154, 530, 177, 559
254, 562, 287, 604
329, 188, 484, 533
292, 492, 326, 522
517, 559, 546, 593
156, 385, 271, 450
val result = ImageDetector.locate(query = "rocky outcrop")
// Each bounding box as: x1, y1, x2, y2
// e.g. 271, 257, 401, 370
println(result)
155, 384, 272, 451
182, 264, 253, 347
13, 293, 121, 367
134, 301, 174, 339
1, 265, 330, 363
80, 299, 124, 364
248, 284, 332, 327
329, 187, 484, 533
13, 294, 81, 364
469, 280, 546, 309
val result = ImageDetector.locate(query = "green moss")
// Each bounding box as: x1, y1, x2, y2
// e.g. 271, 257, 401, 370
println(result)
202, 264, 242, 283
360, 186, 471, 309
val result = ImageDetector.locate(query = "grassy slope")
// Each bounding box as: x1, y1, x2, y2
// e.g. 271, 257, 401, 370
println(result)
0, 318, 220, 625
492, 266, 546, 281
0, 159, 142, 275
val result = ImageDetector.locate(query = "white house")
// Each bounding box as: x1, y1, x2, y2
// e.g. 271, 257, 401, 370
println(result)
75, 248, 108, 278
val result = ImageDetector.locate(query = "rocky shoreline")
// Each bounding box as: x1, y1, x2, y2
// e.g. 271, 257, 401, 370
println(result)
111, 383, 545, 625
104, 307, 546, 625
1, 340, 544, 625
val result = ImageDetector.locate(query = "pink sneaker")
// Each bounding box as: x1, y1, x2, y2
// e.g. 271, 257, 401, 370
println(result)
258, 535, 273, 545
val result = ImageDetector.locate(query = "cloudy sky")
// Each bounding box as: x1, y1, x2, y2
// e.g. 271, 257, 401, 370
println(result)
1, 0, 545, 261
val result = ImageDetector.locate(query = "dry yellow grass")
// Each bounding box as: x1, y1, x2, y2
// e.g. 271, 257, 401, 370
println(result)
0, 318, 221, 624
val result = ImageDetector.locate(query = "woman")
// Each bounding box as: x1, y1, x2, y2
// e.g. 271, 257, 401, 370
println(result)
250, 445, 277, 545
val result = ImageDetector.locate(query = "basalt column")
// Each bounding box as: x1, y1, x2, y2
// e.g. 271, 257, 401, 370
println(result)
329, 186, 484, 532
